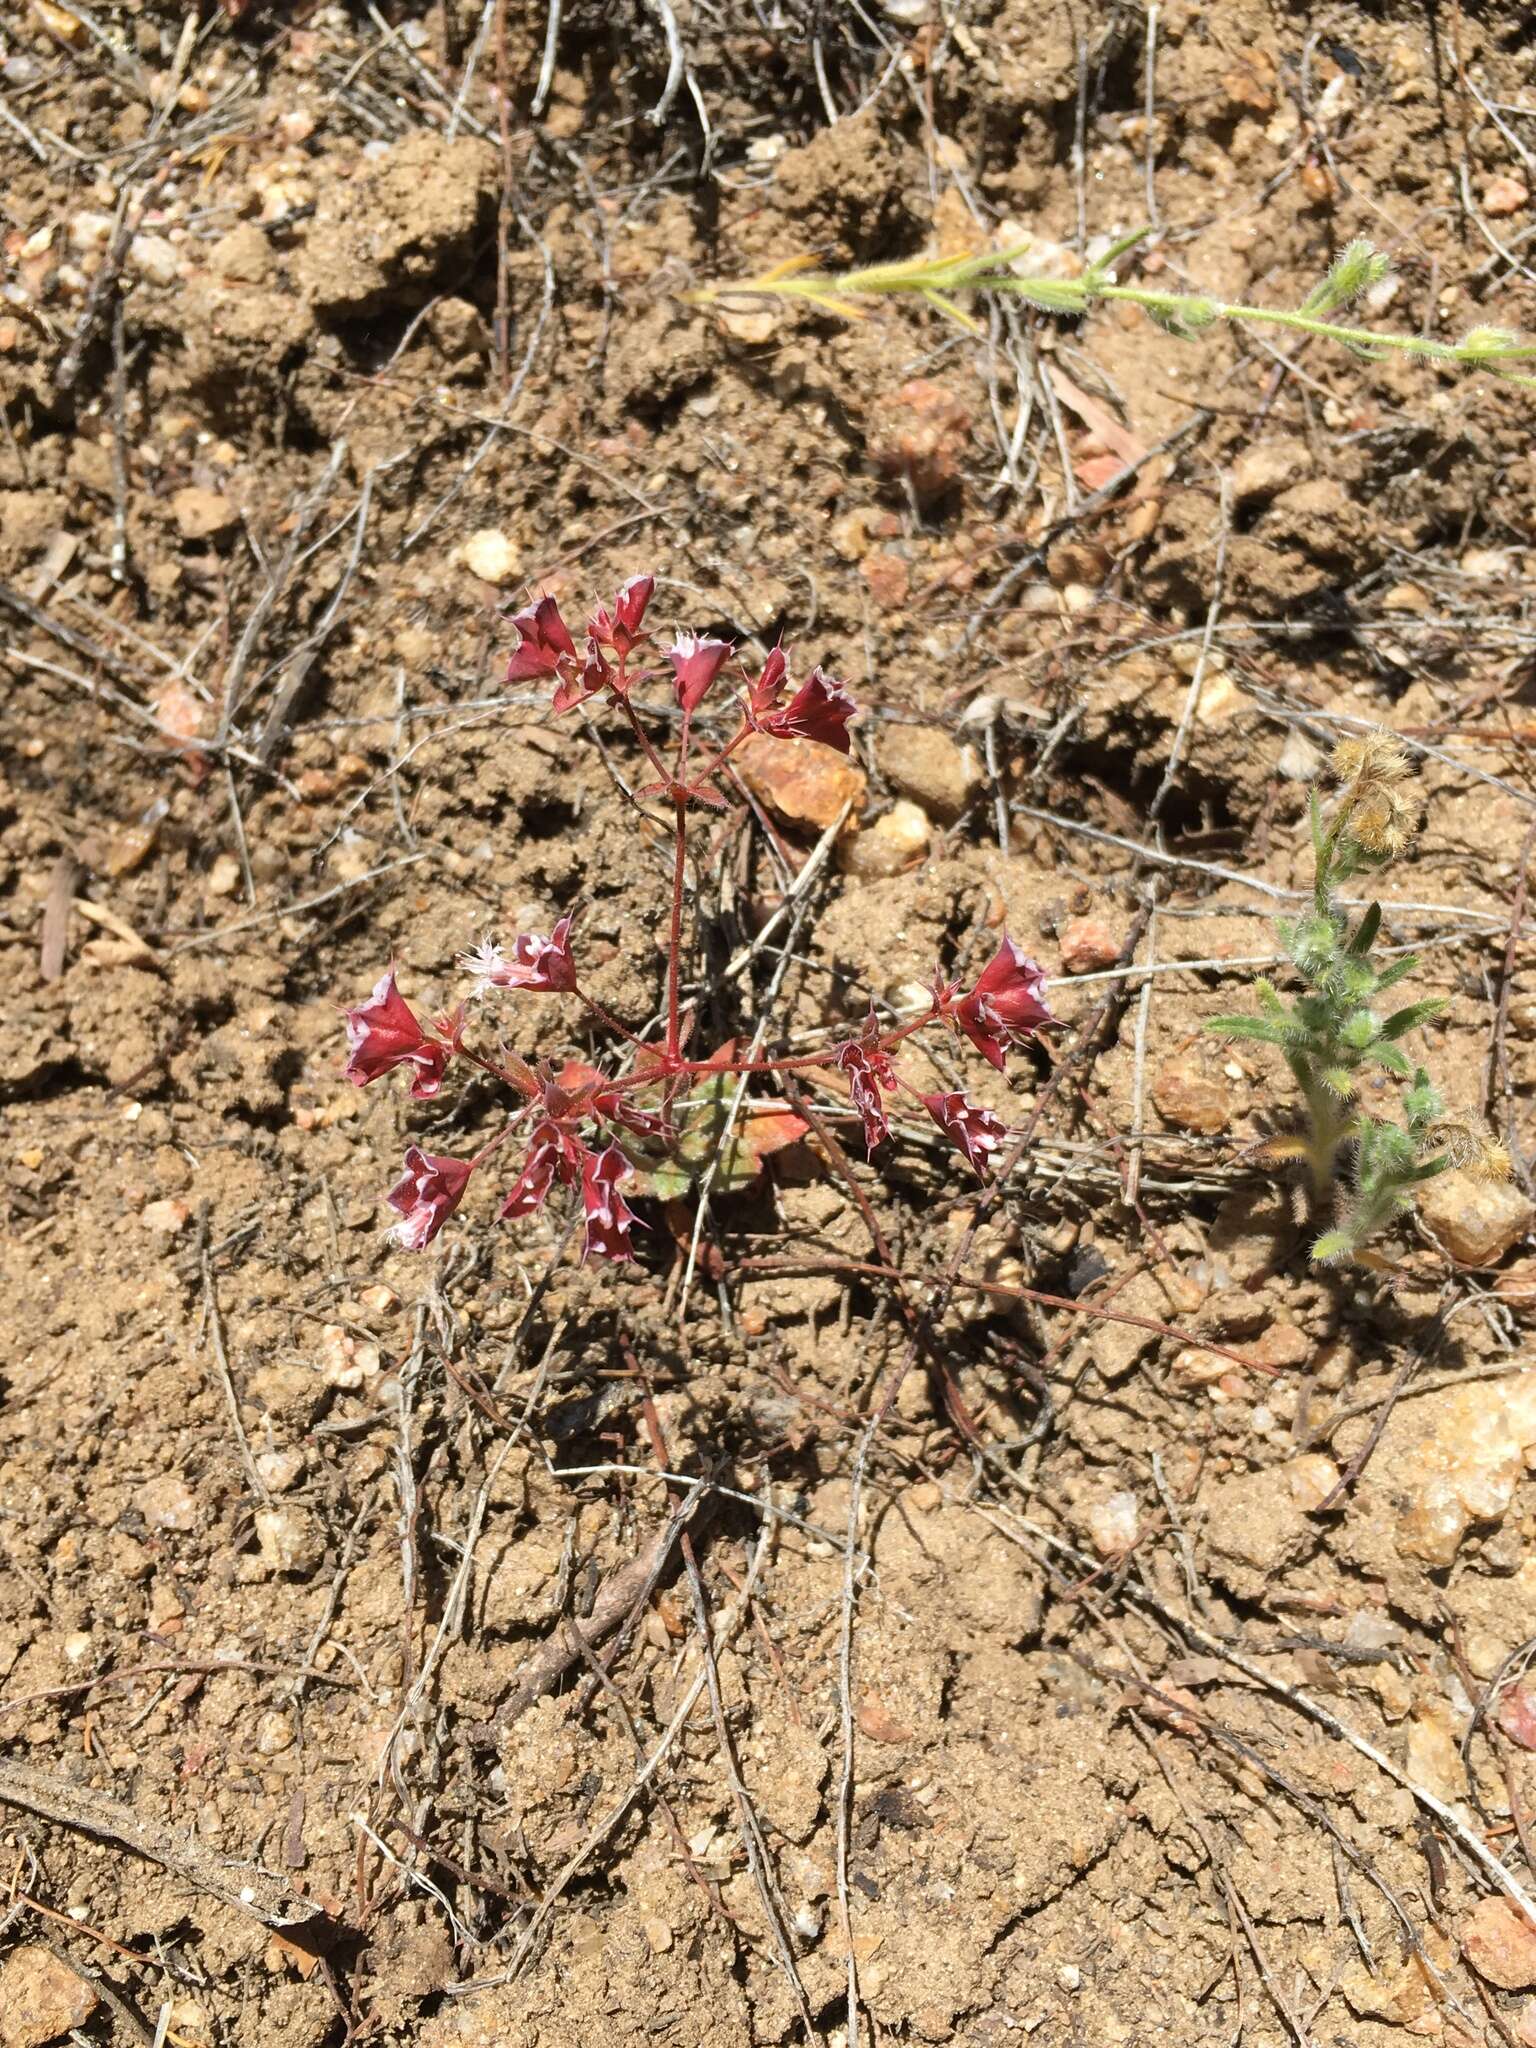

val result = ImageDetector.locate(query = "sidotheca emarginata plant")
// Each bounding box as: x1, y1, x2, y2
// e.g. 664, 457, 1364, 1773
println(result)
1207, 733, 1509, 1266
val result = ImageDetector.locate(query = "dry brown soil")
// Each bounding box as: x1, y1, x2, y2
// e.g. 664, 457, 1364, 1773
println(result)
5, 2, 1536, 2044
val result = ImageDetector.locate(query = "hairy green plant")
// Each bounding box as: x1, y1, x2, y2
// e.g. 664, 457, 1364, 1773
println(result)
1206, 734, 1509, 1266
693, 233, 1536, 389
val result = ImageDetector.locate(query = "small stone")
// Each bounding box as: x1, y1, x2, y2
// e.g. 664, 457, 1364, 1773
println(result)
1230, 437, 1309, 505
206, 852, 242, 898
1151, 1049, 1231, 1135
737, 734, 867, 833
459, 528, 517, 583
426, 296, 488, 361
866, 378, 973, 503
877, 724, 983, 822
1202, 1465, 1314, 1596
1418, 1170, 1533, 1267
1287, 1453, 1340, 1510
170, 486, 238, 544
1463, 1897, 1536, 1990
860, 549, 909, 608
208, 221, 273, 285
716, 306, 776, 345
255, 1447, 305, 1493
838, 801, 930, 879
255, 1710, 296, 1755
1058, 917, 1121, 975
1276, 729, 1323, 781
68, 210, 115, 252
318, 1323, 381, 1389
255, 1507, 322, 1575
140, 1198, 191, 1233
1382, 580, 1431, 613
0, 1945, 98, 2048
129, 232, 180, 286
1085, 1490, 1140, 1556
135, 1473, 196, 1531
1404, 1700, 1467, 1803
1484, 174, 1530, 217
830, 507, 880, 562
642, 1917, 674, 1954
104, 821, 159, 875
1498, 1683, 1536, 1751
1339, 1955, 1433, 2025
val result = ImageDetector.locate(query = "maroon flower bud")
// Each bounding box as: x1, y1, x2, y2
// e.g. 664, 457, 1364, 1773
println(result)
922, 1091, 1008, 1175
498, 1120, 579, 1220
758, 667, 857, 754
834, 1016, 899, 1154
667, 632, 734, 713
505, 595, 577, 681
748, 645, 789, 718
589, 1085, 667, 1138
460, 915, 577, 995
552, 637, 612, 715
386, 1146, 473, 1249
580, 1144, 640, 1262
344, 967, 450, 1099
590, 574, 655, 656
949, 939, 1054, 1071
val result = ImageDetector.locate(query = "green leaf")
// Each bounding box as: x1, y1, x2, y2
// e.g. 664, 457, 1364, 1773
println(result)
1372, 1042, 1412, 1078
1311, 1230, 1356, 1265
1380, 998, 1444, 1041
1372, 953, 1419, 994
1205, 1015, 1292, 1045
1347, 902, 1381, 956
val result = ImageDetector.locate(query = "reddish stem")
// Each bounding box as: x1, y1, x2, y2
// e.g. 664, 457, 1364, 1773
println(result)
665, 793, 688, 1058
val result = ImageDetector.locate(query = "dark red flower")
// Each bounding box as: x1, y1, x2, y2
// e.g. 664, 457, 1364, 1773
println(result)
386, 1146, 473, 1249
344, 968, 450, 1098
552, 636, 613, 715
758, 667, 857, 754
922, 1091, 1008, 1175
590, 574, 655, 657
581, 1144, 640, 1262
460, 915, 577, 995
498, 1119, 585, 1220
505, 595, 577, 681
667, 632, 734, 713
950, 939, 1054, 1071
748, 645, 789, 718
834, 1016, 899, 1154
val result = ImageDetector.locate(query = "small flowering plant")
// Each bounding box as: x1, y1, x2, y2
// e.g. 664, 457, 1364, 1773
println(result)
340, 575, 1056, 1261
1208, 734, 1509, 1266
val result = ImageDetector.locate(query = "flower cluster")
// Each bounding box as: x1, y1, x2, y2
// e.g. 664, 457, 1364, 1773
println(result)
340, 576, 1056, 1262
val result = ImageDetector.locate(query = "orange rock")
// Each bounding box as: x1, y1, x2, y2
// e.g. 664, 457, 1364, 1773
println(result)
1151, 1049, 1231, 1135
1058, 916, 1121, 974
1484, 174, 1530, 218
867, 378, 972, 503
736, 734, 867, 833
1462, 1896, 1536, 1990
860, 549, 909, 608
